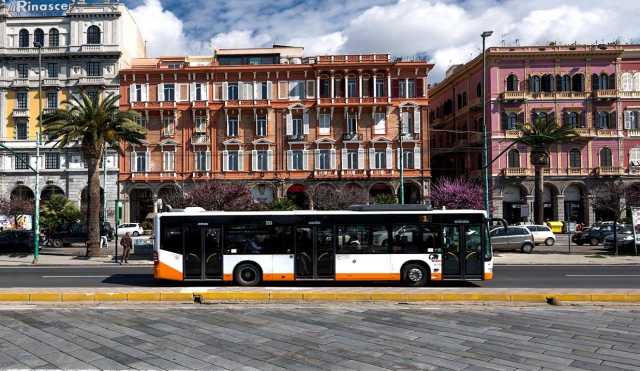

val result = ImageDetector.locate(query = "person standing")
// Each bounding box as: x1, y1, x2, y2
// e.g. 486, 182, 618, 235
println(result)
120, 232, 132, 264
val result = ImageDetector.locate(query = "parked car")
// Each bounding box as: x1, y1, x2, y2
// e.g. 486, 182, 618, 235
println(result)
490, 226, 535, 253
0, 230, 34, 252
48, 222, 114, 248
571, 224, 622, 246
603, 226, 638, 253
117, 223, 144, 237
523, 225, 556, 246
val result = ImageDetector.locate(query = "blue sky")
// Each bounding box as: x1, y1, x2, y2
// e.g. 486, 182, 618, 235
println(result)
123, 0, 640, 81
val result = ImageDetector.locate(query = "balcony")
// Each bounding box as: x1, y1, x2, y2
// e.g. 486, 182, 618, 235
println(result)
596, 166, 623, 176
505, 130, 523, 139
315, 54, 391, 64
7, 46, 67, 55
12, 79, 29, 88
574, 128, 594, 137
555, 91, 589, 99
504, 167, 529, 177
287, 134, 307, 142
78, 77, 106, 86
400, 132, 419, 141
12, 108, 29, 118
313, 169, 338, 178
343, 132, 361, 142
619, 91, 640, 98
626, 129, 640, 137
191, 134, 210, 145
161, 129, 175, 138
341, 169, 366, 178
42, 78, 62, 87
369, 169, 394, 177
594, 89, 617, 99
528, 92, 556, 100
500, 91, 526, 101
596, 129, 618, 137
566, 168, 589, 176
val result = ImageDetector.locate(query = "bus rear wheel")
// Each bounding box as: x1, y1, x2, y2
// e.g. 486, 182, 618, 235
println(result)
234, 263, 262, 287
402, 264, 429, 287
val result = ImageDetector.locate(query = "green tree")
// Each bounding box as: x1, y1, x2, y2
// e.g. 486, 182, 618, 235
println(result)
41, 93, 145, 256
40, 195, 82, 235
268, 198, 298, 211
514, 117, 578, 224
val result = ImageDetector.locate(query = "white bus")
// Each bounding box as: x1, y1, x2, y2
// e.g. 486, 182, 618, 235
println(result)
153, 207, 496, 286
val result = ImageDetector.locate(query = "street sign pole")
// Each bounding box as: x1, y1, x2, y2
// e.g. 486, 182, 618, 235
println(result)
33, 42, 43, 264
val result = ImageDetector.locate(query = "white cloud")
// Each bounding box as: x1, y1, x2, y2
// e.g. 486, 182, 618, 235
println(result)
287, 32, 347, 55
210, 30, 272, 50
129, 0, 190, 56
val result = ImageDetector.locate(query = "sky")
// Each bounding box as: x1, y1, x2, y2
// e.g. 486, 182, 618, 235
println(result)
123, 0, 640, 81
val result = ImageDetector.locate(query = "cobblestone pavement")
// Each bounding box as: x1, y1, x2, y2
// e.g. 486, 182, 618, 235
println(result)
0, 304, 639, 370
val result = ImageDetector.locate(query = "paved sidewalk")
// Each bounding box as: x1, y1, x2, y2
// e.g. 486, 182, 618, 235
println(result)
0, 304, 639, 370
495, 252, 640, 265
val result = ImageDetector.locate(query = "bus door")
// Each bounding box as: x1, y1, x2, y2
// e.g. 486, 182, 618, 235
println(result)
442, 224, 483, 279
295, 226, 335, 279
184, 223, 222, 280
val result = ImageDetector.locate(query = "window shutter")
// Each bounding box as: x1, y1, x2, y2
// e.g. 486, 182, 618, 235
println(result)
157, 83, 164, 102
314, 149, 320, 170
129, 84, 135, 103
369, 148, 375, 169
145, 151, 150, 172
634, 73, 640, 91
267, 81, 273, 100
416, 78, 424, 97
238, 82, 245, 100
177, 83, 186, 102
267, 149, 274, 171
413, 108, 421, 134
330, 149, 336, 170
287, 150, 293, 170
501, 112, 507, 130
414, 147, 421, 169
391, 79, 399, 98
238, 150, 244, 171
625, 111, 632, 130
206, 151, 211, 171
190, 83, 196, 102
401, 112, 409, 134
358, 148, 365, 169
253, 82, 259, 100
225, 115, 230, 136
303, 149, 310, 170
222, 82, 228, 101
286, 112, 293, 135
203, 83, 209, 101
251, 150, 258, 171
385, 147, 393, 169
303, 111, 310, 134
130, 151, 136, 172
306, 80, 315, 99
396, 148, 401, 169
143, 84, 149, 102
341, 148, 347, 170
610, 111, 617, 129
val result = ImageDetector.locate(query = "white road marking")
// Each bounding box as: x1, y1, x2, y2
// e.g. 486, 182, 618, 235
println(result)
41, 275, 110, 278
565, 274, 640, 277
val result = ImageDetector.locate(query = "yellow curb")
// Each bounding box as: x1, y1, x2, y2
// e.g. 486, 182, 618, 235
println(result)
510, 294, 550, 303
0, 293, 30, 301
402, 293, 444, 302
201, 292, 269, 302
554, 294, 592, 302
127, 292, 161, 301
29, 292, 62, 302
625, 294, 640, 302
369, 292, 410, 301
160, 292, 193, 302
302, 292, 337, 301
95, 293, 128, 302
590, 294, 629, 302
440, 293, 475, 301
62, 293, 95, 302
333, 292, 373, 301
268, 291, 303, 302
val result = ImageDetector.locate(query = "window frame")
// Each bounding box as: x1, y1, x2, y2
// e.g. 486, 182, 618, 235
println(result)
15, 153, 30, 170
45, 152, 60, 170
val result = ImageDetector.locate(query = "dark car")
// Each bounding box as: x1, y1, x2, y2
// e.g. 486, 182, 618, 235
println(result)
571, 225, 621, 246
603, 226, 638, 253
0, 230, 34, 253
48, 222, 114, 248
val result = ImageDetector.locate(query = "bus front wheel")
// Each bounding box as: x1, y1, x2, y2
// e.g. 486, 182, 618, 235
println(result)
234, 263, 262, 287
402, 263, 429, 287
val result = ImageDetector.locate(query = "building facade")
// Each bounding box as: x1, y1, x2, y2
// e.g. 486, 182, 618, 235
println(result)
431, 44, 640, 225
118, 47, 432, 222
0, 0, 144, 220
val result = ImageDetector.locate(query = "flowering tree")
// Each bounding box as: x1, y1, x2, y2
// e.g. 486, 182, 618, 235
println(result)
188, 182, 256, 211
0, 197, 35, 228
430, 177, 483, 210
313, 186, 368, 210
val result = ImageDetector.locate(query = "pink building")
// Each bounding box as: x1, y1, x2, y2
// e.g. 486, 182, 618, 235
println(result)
431, 44, 640, 225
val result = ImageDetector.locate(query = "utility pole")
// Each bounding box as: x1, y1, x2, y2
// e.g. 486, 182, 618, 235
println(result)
399, 111, 405, 205
481, 31, 493, 216
33, 41, 43, 264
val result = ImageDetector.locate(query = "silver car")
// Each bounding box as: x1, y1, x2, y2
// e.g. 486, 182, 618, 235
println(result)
490, 226, 535, 253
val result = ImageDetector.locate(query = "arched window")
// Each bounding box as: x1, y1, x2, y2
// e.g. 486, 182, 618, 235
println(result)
597, 111, 610, 129
462, 92, 467, 106
476, 82, 482, 97
49, 28, 59, 47
533, 111, 548, 124
633, 73, 640, 92
529, 75, 541, 92
569, 149, 581, 169
591, 74, 599, 91
622, 72, 633, 91
565, 111, 578, 128
506, 113, 518, 130
33, 29, 44, 47
599, 147, 612, 167
599, 73, 609, 90
508, 149, 520, 168
506, 74, 518, 92
541, 74, 553, 92
18, 29, 29, 48
87, 25, 101, 44
561, 75, 571, 91
572, 74, 584, 92
457, 93, 462, 109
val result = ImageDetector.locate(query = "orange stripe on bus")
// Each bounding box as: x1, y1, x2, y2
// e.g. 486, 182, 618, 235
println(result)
431, 272, 442, 281
264, 274, 294, 281
484, 272, 494, 280
335, 273, 401, 281
154, 262, 183, 281
223, 274, 233, 281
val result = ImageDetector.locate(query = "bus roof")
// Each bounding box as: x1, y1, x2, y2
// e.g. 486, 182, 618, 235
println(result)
158, 209, 488, 218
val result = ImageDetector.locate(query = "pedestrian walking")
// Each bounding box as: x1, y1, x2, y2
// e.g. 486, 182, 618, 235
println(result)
120, 232, 132, 264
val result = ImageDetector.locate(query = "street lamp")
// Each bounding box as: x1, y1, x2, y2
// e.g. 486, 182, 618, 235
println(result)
481, 31, 493, 216
399, 110, 405, 205
33, 40, 43, 263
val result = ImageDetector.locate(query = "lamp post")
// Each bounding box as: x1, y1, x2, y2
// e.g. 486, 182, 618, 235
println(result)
481, 31, 493, 216
33, 40, 43, 264
399, 111, 405, 204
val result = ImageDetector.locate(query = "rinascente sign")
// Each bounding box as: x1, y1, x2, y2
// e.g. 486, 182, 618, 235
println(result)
2, 0, 113, 17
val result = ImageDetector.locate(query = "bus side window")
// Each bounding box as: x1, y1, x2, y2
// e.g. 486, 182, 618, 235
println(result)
391, 225, 420, 254
422, 226, 439, 253
162, 226, 182, 254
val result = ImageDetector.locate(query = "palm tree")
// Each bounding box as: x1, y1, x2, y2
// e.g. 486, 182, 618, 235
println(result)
514, 117, 578, 224
42, 93, 145, 256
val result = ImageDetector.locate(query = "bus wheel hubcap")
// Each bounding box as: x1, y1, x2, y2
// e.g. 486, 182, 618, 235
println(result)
408, 268, 423, 282
242, 270, 255, 281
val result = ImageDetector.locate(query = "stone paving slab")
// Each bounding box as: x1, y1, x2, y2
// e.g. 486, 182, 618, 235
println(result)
0, 304, 638, 370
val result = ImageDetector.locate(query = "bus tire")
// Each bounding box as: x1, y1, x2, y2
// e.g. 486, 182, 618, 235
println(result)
402, 263, 429, 287
234, 263, 262, 287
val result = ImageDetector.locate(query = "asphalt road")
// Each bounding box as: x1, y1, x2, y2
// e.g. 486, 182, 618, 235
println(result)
0, 264, 639, 288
